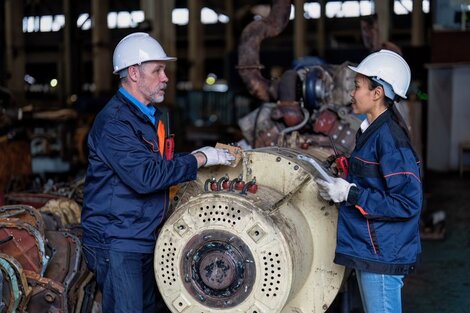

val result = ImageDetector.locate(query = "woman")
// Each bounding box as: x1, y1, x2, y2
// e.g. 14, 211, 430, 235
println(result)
316, 49, 422, 313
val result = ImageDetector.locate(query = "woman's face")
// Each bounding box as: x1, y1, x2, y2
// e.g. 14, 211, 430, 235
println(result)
350, 74, 376, 115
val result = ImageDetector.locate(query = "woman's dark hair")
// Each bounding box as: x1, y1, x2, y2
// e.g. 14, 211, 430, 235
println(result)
366, 77, 411, 140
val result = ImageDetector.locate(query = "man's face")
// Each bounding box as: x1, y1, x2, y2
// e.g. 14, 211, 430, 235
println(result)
136, 61, 168, 104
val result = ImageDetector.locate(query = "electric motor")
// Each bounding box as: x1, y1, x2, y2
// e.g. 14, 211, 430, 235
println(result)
155, 147, 345, 312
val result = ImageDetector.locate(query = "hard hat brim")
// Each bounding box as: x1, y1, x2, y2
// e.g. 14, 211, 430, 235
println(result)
112, 57, 177, 75
348, 65, 366, 76
158, 57, 177, 61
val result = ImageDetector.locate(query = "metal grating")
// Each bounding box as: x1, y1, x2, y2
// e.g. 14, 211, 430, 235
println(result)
261, 251, 283, 298
197, 204, 243, 226
159, 241, 177, 286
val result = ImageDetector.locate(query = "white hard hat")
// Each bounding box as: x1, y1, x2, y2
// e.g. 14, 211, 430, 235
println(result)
348, 49, 411, 99
112, 32, 176, 76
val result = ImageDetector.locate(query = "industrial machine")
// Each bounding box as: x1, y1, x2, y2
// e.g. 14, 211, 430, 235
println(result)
154, 147, 345, 313
236, 0, 361, 156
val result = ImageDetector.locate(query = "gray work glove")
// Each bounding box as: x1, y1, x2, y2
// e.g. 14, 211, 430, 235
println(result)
316, 177, 356, 203
192, 146, 235, 167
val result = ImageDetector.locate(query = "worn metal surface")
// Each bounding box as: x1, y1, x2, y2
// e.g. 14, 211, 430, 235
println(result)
44, 231, 72, 284
25, 270, 66, 313
69, 270, 95, 313
0, 220, 48, 275
155, 147, 344, 313
180, 229, 256, 308
0, 256, 21, 312
0, 205, 46, 236
0, 197, 91, 312
0, 253, 31, 312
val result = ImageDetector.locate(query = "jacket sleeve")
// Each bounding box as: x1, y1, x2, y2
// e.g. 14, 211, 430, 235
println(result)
347, 147, 422, 221
96, 119, 198, 194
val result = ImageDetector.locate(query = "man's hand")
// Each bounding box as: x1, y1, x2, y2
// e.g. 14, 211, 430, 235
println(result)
192, 147, 235, 167
316, 177, 356, 203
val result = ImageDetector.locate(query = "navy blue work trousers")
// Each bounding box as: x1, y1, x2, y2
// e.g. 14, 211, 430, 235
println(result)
83, 245, 157, 313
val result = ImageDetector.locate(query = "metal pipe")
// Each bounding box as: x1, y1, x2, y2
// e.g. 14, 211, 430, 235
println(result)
237, 0, 292, 102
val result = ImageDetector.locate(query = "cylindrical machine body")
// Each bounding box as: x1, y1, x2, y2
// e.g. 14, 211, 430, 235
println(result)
155, 147, 345, 312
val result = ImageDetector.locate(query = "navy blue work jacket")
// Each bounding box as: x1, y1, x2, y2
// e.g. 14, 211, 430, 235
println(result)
335, 109, 423, 275
81, 89, 198, 253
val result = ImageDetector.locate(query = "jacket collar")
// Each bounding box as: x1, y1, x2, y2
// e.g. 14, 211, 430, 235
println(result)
116, 88, 162, 128
355, 108, 392, 150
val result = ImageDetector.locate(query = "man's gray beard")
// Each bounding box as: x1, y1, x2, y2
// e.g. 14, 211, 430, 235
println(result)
150, 95, 165, 106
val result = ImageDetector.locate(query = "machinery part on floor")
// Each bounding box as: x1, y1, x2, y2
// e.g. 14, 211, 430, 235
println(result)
43, 231, 82, 290
155, 147, 345, 313
0, 253, 31, 312
237, 0, 292, 102
0, 220, 48, 275
40, 198, 81, 225
0, 205, 46, 236
68, 265, 96, 313
0, 256, 22, 312
25, 271, 66, 313
0, 200, 97, 312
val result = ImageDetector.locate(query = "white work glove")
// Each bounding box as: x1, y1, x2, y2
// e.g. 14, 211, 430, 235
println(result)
316, 177, 356, 203
192, 146, 235, 167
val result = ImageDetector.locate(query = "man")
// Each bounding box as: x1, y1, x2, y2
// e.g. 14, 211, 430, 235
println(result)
81, 32, 234, 313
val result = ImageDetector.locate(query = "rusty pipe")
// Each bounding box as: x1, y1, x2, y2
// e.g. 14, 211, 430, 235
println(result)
237, 0, 292, 102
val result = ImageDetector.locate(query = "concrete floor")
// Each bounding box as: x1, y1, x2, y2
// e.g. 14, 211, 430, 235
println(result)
403, 171, 470, 313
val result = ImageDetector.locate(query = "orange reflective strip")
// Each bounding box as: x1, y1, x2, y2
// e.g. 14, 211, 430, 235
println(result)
355, 204, 368, 216
157, 121, 166, 157
384, 171, 421, 183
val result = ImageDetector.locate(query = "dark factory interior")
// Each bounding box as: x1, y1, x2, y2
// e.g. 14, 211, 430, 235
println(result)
1, 1, 470, 312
